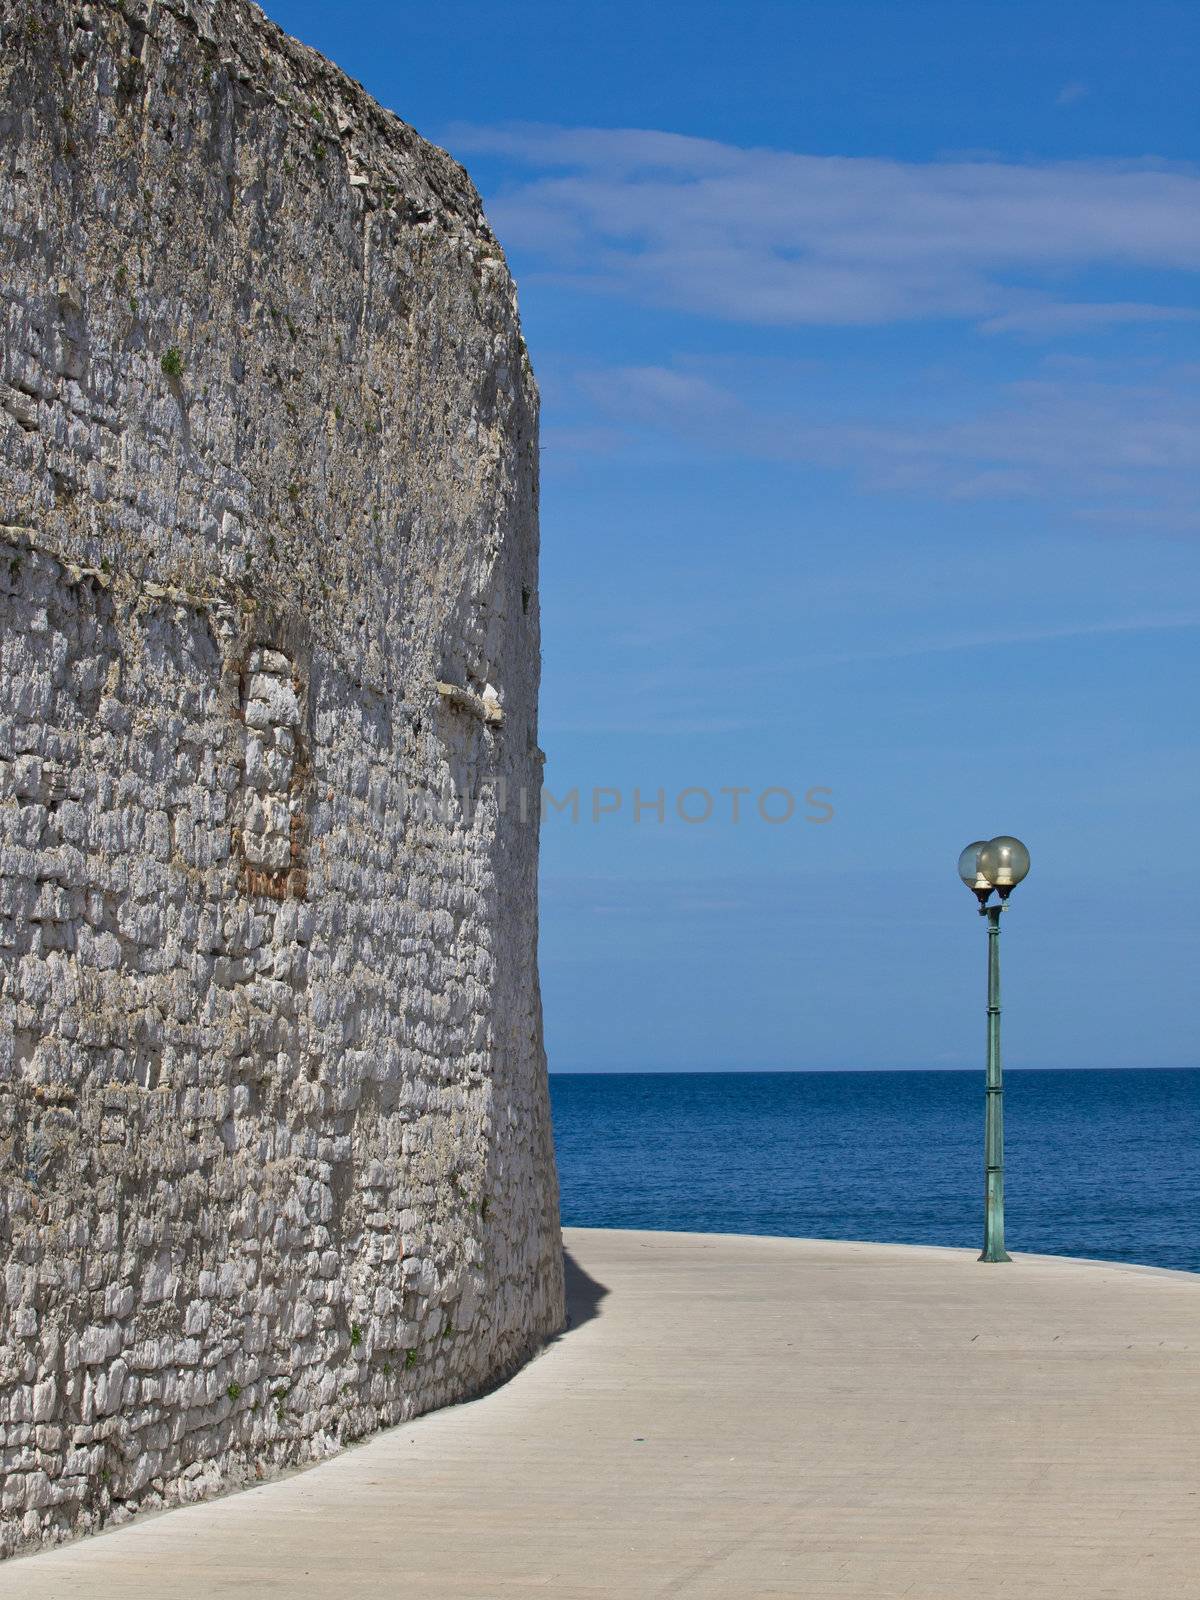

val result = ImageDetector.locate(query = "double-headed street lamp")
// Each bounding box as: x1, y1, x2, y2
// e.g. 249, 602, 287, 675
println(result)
957, 836, 1031, 1264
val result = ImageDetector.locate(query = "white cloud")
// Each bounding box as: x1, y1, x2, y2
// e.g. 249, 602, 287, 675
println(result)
450, 123, 1200, 329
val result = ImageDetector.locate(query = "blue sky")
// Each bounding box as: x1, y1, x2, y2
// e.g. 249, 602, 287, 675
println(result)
274, 1, 1199, 1070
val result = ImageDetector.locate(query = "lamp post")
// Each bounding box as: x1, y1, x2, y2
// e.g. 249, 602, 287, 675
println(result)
957, 835, 1031, 1264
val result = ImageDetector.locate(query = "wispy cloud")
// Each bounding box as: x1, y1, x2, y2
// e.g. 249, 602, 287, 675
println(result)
819, 612, 1200, 668
551, 358, 1200, 526
451, 123, 1200, 329
579, 364, 736, 422
979, 302, 1200, 338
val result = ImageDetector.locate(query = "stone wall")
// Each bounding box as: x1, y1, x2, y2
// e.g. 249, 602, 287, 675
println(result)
0, 0, 563, 1556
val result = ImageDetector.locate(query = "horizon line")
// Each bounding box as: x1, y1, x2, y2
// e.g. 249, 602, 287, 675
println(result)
548, 1063, 1196, 1076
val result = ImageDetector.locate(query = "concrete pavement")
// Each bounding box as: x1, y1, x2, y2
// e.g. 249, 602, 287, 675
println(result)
7, 1228, 1199, 1598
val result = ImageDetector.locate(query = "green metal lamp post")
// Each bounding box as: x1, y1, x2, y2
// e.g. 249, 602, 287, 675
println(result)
957, 835, 1031, 1263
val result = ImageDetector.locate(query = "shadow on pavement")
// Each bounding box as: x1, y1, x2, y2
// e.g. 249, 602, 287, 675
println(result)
562, 1248, 609, 1332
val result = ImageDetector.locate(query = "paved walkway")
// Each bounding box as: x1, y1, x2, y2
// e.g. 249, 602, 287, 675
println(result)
8, 1229, 1200, 1598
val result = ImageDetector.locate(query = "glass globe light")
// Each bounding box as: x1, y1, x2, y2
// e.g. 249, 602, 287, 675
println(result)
979, 836, 1030, 896
957, 841, 991, 896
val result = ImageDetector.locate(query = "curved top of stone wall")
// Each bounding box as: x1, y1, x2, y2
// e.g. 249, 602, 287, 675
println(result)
2, 0, 538, 716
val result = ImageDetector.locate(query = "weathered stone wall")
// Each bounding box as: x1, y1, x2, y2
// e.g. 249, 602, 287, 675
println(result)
0, 0, 562, 1556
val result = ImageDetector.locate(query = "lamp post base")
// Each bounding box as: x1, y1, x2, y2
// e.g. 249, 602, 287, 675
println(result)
978, 1247, 1013, 1264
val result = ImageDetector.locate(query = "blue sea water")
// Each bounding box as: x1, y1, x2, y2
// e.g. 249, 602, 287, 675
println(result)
549, 1068, 1200, 1274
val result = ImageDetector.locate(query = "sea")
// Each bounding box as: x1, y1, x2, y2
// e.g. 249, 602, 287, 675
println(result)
549, 1068, 1200, 1274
